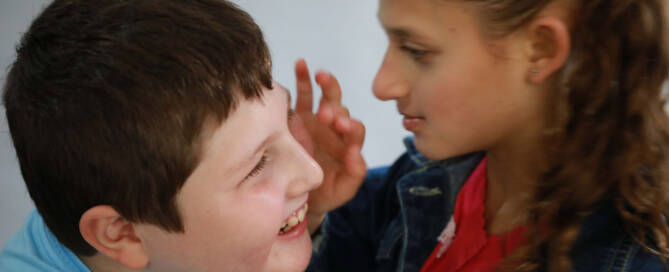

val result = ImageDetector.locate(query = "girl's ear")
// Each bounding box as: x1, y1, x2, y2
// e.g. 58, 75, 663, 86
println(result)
524, 16, 570, 84
79, 205, 149, 270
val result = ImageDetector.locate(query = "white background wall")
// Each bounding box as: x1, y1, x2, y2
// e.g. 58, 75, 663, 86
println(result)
0, 0, 408, 246
0, 0, 53, 249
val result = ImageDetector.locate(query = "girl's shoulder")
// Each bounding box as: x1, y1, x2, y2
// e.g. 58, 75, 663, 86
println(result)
571, 206, 666, 272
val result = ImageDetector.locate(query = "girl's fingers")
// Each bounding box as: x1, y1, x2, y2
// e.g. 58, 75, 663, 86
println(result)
317, 103, 335, 125
295, 58, 314, 113
342, 143, 367, 191
338, 107, 350, 119
317, 108, 364, 160
315, 71, 350, 121
334, 116, 352, 133
343, 118, 365, 148
320, 104, 353, 134
315, 71, 343, 106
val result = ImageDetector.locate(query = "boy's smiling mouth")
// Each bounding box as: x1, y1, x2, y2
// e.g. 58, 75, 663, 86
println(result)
278, 203, 308, 235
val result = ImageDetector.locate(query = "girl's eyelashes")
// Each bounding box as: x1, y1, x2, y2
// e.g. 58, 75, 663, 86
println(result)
400, 45, 429, 61
287, 109, 295, 121
244, 154, 268, 181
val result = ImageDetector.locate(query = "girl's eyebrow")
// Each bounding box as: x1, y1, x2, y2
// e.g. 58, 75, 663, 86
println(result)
388, 27, 413, 39
384, 26, 433, 44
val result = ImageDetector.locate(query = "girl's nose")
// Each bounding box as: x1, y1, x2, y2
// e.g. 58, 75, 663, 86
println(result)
373, 50, 410, 101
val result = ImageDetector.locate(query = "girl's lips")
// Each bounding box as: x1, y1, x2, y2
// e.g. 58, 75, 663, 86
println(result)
402, 115, 425, 131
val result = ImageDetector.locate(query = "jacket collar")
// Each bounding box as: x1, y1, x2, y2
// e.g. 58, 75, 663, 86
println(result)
396, 137, 486, 271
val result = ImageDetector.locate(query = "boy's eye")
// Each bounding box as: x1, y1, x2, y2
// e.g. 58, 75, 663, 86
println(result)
244, 154, 268, 181
400, 45, 429, 61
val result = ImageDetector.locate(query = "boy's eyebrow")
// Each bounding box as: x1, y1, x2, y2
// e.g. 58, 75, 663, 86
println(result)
238, 134, 275, 173
232, 89, 291, 175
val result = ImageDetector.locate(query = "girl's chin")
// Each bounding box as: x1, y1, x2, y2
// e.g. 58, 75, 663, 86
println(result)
414, 138, 466, 161
414, 137, 447, 159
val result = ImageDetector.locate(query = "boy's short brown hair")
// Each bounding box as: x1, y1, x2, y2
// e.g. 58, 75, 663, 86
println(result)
3, 0, 272, 256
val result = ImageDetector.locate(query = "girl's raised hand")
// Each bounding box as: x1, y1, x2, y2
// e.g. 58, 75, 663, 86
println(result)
292, 59, 367, 233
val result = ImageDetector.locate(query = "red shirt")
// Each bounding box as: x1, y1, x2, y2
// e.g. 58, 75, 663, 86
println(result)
420, 158, 526, 272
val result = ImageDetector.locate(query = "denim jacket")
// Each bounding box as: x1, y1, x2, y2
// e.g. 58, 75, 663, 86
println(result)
308, 138, 664, 272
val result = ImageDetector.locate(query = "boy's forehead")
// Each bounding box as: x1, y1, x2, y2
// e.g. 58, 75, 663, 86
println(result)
273, 82, 292, 105
285, 88, 292, 105
205, 83, 291, 171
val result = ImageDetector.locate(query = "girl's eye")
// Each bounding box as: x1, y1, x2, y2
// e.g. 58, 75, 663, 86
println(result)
244, 155, 268, 181
400, 45, 429, 61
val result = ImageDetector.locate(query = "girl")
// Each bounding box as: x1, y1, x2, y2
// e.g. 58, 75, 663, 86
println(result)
300, 0, 669, 271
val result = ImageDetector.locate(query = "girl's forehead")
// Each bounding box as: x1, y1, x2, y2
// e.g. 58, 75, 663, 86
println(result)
378, 0, 478, 42
379, 0, 472, 25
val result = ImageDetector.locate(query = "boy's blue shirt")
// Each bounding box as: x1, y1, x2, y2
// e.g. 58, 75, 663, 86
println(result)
308, 137, 665, 272
0, 210, 90, 272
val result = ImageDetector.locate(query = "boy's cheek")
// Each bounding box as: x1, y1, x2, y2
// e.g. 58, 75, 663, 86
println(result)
288, 114, 314, 155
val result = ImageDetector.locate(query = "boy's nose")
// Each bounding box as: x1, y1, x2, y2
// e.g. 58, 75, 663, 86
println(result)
373, 50, 409, 101
285, 137, 323, 199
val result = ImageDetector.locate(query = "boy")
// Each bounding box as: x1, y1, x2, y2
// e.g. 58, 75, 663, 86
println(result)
0, 0, 331, 271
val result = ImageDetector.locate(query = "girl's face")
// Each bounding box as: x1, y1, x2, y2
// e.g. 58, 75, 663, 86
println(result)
134, 83, 323, 272
374, 0, 548, 160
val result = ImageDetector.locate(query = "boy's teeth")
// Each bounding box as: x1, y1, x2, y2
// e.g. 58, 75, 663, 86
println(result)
278, 204, 309, 235
298, 208, 305, 222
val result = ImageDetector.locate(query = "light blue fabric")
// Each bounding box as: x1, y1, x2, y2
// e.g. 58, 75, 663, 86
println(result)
0, 210, 90, 272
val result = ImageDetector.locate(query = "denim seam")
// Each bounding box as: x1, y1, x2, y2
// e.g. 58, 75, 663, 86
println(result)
376, 222, 403, 260
620, 242, 639, 272
395, 168, 429, 272
396, 178, 409, 272
606, 235, 625, 272
607, 236, 635, 272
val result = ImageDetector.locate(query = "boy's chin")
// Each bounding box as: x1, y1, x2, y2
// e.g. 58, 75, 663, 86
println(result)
267, 229, 312, 272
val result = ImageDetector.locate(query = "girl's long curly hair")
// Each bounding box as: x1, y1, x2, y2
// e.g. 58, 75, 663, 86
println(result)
463, 0, 669, 270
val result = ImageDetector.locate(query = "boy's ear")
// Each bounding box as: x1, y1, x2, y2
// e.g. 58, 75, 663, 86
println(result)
524, 16, 570, 84
79, 205, 149, 270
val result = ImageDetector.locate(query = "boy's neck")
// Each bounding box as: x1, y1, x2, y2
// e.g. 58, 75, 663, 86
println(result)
80, 254, 143, 272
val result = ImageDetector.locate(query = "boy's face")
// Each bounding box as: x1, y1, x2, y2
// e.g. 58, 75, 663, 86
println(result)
135, 83, 323, 272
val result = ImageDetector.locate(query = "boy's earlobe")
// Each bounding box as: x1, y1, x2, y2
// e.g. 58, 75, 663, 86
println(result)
79, 205, 149, 269
526, 16, 570, 84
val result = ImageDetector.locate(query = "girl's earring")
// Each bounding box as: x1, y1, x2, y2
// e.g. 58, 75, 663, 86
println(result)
528, 68, 540, 83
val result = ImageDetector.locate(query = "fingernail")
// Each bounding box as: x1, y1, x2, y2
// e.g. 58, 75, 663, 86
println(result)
315, 70, 330, 83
